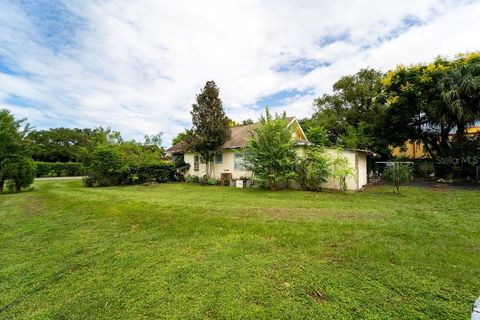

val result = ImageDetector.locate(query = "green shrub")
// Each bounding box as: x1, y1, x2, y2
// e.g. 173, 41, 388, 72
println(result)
3, 156, 36, 192
83, 145, 175, 187
84, 145, 124, 187
383, 164, 413, 194
207, 178, 218, 185
296, 147, 331, 191
35, 162, 85, 177
122, 163, 175, 184
185, 175, 199, 183
416, 161, 435, 178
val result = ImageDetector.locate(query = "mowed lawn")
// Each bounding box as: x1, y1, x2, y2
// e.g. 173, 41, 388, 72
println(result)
0, 181, 479, 319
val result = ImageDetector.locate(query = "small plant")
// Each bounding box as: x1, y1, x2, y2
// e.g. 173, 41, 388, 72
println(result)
185, 175, 199, 183
416, 161, 434, 178
207, 178, 218, 185
331, 151, 355, 192
383, 164, 413, 194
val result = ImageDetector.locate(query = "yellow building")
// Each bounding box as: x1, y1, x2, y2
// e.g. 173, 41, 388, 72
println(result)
391, 126, 480, 159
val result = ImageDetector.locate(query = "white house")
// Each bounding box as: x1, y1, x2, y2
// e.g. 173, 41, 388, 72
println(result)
166, 117, 373, 190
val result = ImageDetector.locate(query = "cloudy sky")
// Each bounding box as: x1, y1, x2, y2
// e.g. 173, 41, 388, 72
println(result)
0, 0, 479, 145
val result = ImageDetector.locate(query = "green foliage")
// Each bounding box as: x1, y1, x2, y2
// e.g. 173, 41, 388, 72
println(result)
245, 109, 297, 191
84, 145, 124, 186
382, 52, 480, 178
207, 178, 218, 185
416, 161, 435, 178
185, 174, 199, 183
144, 132, 163, 148
341, 123, 373, 149
331, 151, 356, 192
27, 127, 123, 162
35, 162, 85, 177
171, 131, 187, 146
185, 81, 231, 178
3, 155, 36, 192
299, 119, 329, 146
296, 147, 331, 191
311, 68, 385, 152
84, 144, 175, 187
0, 109, 33, 192
383, 164, 413, 194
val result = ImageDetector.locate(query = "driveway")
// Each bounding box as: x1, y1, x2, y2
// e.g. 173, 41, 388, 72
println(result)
35, 176, 84, 181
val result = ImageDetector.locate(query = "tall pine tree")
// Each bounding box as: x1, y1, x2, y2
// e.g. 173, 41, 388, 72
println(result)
186, 81, 231, 179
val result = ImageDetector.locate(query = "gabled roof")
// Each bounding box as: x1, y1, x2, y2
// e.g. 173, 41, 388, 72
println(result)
166, 116, 302, 153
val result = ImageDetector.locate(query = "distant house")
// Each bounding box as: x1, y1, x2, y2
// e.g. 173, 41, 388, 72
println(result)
390, 124, 480, 159
167, 117, 374, 190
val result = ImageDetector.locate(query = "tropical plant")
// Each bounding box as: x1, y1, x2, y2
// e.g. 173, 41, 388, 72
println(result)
185, 81, 231, 179
439, 54, 480, 152
331, 151, 355, 192
296, 147, 331, 191
245, 109, 297, 191
383, 164, 413, 194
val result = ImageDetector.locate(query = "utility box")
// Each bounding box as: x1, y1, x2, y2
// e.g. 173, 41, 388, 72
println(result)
235, 180, 243, 188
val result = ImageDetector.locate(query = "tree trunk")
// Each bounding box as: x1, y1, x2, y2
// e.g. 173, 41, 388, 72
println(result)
456, 122, 466, 154
0, 179, 4, 193
205, 160, 210, 180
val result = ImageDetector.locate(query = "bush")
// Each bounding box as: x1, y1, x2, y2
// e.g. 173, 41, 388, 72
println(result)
3, 156, 36, 192
84, 146, 123, 186
122, 163, 176, 184
207, 178, 218, 185
296, 147, 331, 191
383, 164, 413, 194
35, 162, 85, 177
185, 175, 199, 183
416, 161, 435, 178
83, 145, 175, 187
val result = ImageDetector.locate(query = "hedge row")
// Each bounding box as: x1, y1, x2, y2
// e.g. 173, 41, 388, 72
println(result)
84, 162, 176, 187
35, 162, 86, 177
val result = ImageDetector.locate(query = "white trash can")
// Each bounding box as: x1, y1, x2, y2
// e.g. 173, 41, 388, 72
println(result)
235, 180, 243, 188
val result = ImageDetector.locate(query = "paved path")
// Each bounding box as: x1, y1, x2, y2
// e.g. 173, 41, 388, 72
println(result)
35, 176, 84, 181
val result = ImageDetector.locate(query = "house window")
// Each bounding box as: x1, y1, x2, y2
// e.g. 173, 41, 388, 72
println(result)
234, 153, 247, 171
194, 155, 199, 171
215, 153, 223, 164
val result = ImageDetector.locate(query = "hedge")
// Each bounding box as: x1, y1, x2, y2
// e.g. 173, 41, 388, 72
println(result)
35, 162, 86, 177
84, 162, 176, 187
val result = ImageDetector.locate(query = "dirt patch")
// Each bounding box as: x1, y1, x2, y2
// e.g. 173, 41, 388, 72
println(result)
21, 196, 43, 215
309, 290, 326, 303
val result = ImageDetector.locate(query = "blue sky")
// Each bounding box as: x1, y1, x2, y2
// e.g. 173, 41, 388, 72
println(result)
0, 0, 479, 145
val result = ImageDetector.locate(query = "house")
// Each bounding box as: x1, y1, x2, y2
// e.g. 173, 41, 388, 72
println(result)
391, 123, 480, 159
166, 117, 373, 190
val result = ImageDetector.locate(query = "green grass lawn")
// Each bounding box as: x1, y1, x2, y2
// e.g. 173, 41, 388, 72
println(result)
1, 180, 479, 319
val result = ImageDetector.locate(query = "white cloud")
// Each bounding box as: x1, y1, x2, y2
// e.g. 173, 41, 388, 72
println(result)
0, 0, 478, 145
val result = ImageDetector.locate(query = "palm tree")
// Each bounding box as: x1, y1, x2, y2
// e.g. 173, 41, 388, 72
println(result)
440, 60, 480, 152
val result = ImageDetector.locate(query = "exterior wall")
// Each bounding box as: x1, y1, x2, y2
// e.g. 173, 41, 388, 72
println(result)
184, 150, 250, 180
183, 147, 368, 191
